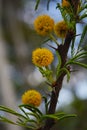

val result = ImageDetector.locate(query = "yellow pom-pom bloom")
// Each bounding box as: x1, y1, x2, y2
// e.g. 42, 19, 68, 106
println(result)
32, 48, 54, 67
62, 0, 70, 8
54, 21, 68, 38
34, 15, 54, 36
22, 90, 42, 107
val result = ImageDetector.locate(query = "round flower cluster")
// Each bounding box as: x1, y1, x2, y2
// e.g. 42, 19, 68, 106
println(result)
34, 14, 69, 39
62, 0, 70, 8
54, 21, 68, 38
34, 15, 54, 36
32, 48, 54, 67
22, 90, 42, 107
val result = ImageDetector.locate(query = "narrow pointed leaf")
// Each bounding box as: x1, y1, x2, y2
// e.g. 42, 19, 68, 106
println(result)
58, 114, 77, 121
56, 51, 62, 77
19, 104, 43, 116
0, 105, 27, 119
41, 114, 59, 120
0, 116, 16, 125
78, 25, 87, 49
68, 61, 87, 69
35, 0, 41, 10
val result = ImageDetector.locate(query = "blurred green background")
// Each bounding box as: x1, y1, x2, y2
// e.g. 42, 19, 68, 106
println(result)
0, 0, 87, 130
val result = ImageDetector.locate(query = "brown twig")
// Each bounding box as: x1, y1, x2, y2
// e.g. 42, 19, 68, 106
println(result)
41, 30, 75, 130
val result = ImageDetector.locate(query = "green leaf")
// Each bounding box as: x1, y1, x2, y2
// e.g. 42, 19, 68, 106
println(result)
56, 51, 62, 77
17, 116, 37, 124
57, 67, 70, 82
0, 116, 16, 125
38, 66, 53, 82
58, 114, 77, 121
71, 51, 87, 61
71, 24, 76, 57
41, 113, 77, 121
49, 33, 59, 46
16, 116, 39, 129
16, 120, 37, 130
62, 68, 70, 82
80, 14, 87, 20
35, 0, 41, 10
0, 105, 27, 119
19, 106, 30, 119
65, 50, 87, 67
42, 96, 50, 114
41, 114, 59, 120
47, 0, 51, 10
19, 104, 43, 117
78, 3, 87, 13
56, 3, 68, 23
67, 61, 87, 69
26, 112, 40, 120
78, 25, 87, 49
54, 112, 65, 117
41, 38, 51, 44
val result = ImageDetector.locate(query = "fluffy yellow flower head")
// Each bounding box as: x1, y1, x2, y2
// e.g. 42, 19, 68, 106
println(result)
34, 15, 54, 36
22, 90, 42, 107
54, 21, 68, 38
32, 48, 54, 67
62, 0, 70, 8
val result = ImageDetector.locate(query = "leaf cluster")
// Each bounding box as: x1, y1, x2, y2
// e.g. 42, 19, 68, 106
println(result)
0, 103, 76, 130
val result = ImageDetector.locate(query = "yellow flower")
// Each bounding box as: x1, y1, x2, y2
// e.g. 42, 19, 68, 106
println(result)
34, 15, 54, 36
22, 90, 42, 107
54, 21, 68, 38
32, 48, 54, 67
62, 0, 70, 8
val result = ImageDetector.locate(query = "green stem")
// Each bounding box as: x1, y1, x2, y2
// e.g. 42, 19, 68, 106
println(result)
49, 33, 59, 46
